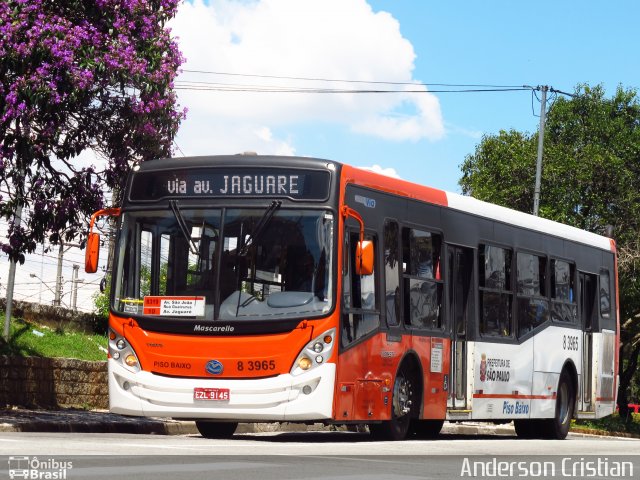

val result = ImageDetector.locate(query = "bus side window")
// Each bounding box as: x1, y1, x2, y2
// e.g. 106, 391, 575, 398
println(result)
383, 220, 400, 327
516, 252, 549, 336
551, 259, 577, 323
341, 231, 379, 347
600, 269, 611, 319
479, 244, 513, 337
402, 227, 443, 330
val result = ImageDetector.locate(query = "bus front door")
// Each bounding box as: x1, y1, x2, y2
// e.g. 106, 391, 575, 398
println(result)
447, 245, 474, 410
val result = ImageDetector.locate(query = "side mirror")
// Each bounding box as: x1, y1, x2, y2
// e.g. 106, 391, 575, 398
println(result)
85, 232, 101, 273
356, 240, 374, 276
85, 207, 121, 274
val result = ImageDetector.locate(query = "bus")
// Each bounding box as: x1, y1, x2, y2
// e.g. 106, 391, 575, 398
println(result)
85, 154, 618, 440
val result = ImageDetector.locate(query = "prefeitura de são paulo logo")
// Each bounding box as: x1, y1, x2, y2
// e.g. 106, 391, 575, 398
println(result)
480, 353, 487, 382
8, 456, 73, 479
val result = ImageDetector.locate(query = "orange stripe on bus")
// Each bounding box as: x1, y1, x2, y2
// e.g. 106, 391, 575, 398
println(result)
473, 393, 557, 400
341, 165, 449, 207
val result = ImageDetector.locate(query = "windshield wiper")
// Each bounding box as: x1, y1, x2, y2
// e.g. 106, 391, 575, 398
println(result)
238, 200, 281, 256
169, 200, 199, 255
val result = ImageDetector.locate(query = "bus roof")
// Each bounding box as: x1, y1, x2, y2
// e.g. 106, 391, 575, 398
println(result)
445, 191, 613, 252
131, 155, 613, 252
346, 164, 614, 253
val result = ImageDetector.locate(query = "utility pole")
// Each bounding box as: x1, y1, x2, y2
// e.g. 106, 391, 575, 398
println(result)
533, 85, 548, 217
54, 243, 64, 307
53, 242, 81, 308
38, 244, 45, 305
4, 203, 23, 341
71, 264, 84, 312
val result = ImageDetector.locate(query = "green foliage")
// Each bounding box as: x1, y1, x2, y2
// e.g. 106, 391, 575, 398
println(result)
574, 413, 640, 436
0, 316, 107, 361
460, 83, 640, 406
460, 129, 538, 213
0, 0, 185, 263
93, 275, 111, 320
461, 85, 640, 253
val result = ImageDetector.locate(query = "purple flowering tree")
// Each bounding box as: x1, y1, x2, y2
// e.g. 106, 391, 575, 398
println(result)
0, 0, 186, 263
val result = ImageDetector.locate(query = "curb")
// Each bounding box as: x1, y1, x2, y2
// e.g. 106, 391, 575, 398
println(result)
0, 409, 518, 436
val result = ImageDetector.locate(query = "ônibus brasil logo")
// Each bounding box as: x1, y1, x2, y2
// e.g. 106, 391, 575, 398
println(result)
9, 456, 73, 479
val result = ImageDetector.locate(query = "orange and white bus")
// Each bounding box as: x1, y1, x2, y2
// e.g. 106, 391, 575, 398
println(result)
86, 154, 618, 440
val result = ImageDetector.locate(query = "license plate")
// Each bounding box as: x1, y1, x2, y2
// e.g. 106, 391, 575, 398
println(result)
194, 388, 230, 401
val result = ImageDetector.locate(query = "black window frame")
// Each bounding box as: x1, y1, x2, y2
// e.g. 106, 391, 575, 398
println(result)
550, 258, 577, 324
401, 226, 444, 332
383, 219, 401, 328
478, 243, 514, 338
341, 229, 380, 348
515, 250, 550, 338
599, 268, 611, 319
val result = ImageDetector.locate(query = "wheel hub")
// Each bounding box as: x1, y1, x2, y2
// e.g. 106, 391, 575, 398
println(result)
392, 374, 412, 418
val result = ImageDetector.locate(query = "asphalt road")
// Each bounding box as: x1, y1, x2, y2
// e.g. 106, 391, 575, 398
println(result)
1, 431, 639, 480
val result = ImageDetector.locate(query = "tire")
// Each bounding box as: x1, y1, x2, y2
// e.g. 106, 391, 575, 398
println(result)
541, 370, 575, 439
411, 419, 444, 439
370, 361, 419, 441
514, 419, 541, 439
195, 421, 238, 439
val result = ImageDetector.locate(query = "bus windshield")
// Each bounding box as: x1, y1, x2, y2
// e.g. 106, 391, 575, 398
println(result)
112, 208, 334, 321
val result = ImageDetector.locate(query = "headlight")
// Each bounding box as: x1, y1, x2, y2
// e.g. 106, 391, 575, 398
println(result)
291, 328, 335, 376
298, 357, 313, 370
108, 330, 140, 373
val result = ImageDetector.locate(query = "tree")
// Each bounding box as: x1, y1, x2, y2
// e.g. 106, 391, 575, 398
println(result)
93, 274, 111, 320
460, 84, 640, 419
0, 0, 185, 263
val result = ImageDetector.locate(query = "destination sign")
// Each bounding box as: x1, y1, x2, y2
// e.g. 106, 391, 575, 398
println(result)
129, 168, 331, 201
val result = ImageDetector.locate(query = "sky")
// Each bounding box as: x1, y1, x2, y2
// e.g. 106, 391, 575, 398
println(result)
2, 0, 639, 312
171, 0, 640, 192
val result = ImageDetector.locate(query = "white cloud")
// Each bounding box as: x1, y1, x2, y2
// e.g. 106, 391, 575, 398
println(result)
357, 164, 402, 178
171, 0, 444, 155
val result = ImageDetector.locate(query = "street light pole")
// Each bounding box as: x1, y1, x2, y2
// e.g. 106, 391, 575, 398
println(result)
533, 85, 548, 217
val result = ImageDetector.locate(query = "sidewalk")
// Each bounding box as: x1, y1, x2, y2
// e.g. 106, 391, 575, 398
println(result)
0, 408, 517, 436
0, 408, 197, 435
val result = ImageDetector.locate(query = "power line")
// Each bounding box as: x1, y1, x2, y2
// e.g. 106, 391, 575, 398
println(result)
175, 81, 530, 94
182, 70, 527, 89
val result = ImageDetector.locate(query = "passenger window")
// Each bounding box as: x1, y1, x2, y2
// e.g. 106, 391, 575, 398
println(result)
341, 232, 379, 347
600, 269, 611, 318
402, 228, 443, 330
384, 221, 401, 326
551, 259, 577, 323
516, 252, 549, 336
479, 245, 513, 337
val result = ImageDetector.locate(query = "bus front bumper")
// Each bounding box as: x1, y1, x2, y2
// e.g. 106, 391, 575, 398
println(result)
108, 359, 336, 422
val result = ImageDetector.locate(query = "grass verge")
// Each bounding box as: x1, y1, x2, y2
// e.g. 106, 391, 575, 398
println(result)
573, 413, 640, 437
0, 315, 107, 361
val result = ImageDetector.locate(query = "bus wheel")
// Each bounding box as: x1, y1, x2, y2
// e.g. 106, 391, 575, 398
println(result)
195, 421, 238, 439
514, 419, 539, 439
411, 419, 444, 439
542, 370, 575, 439
370, 362, 417, 441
